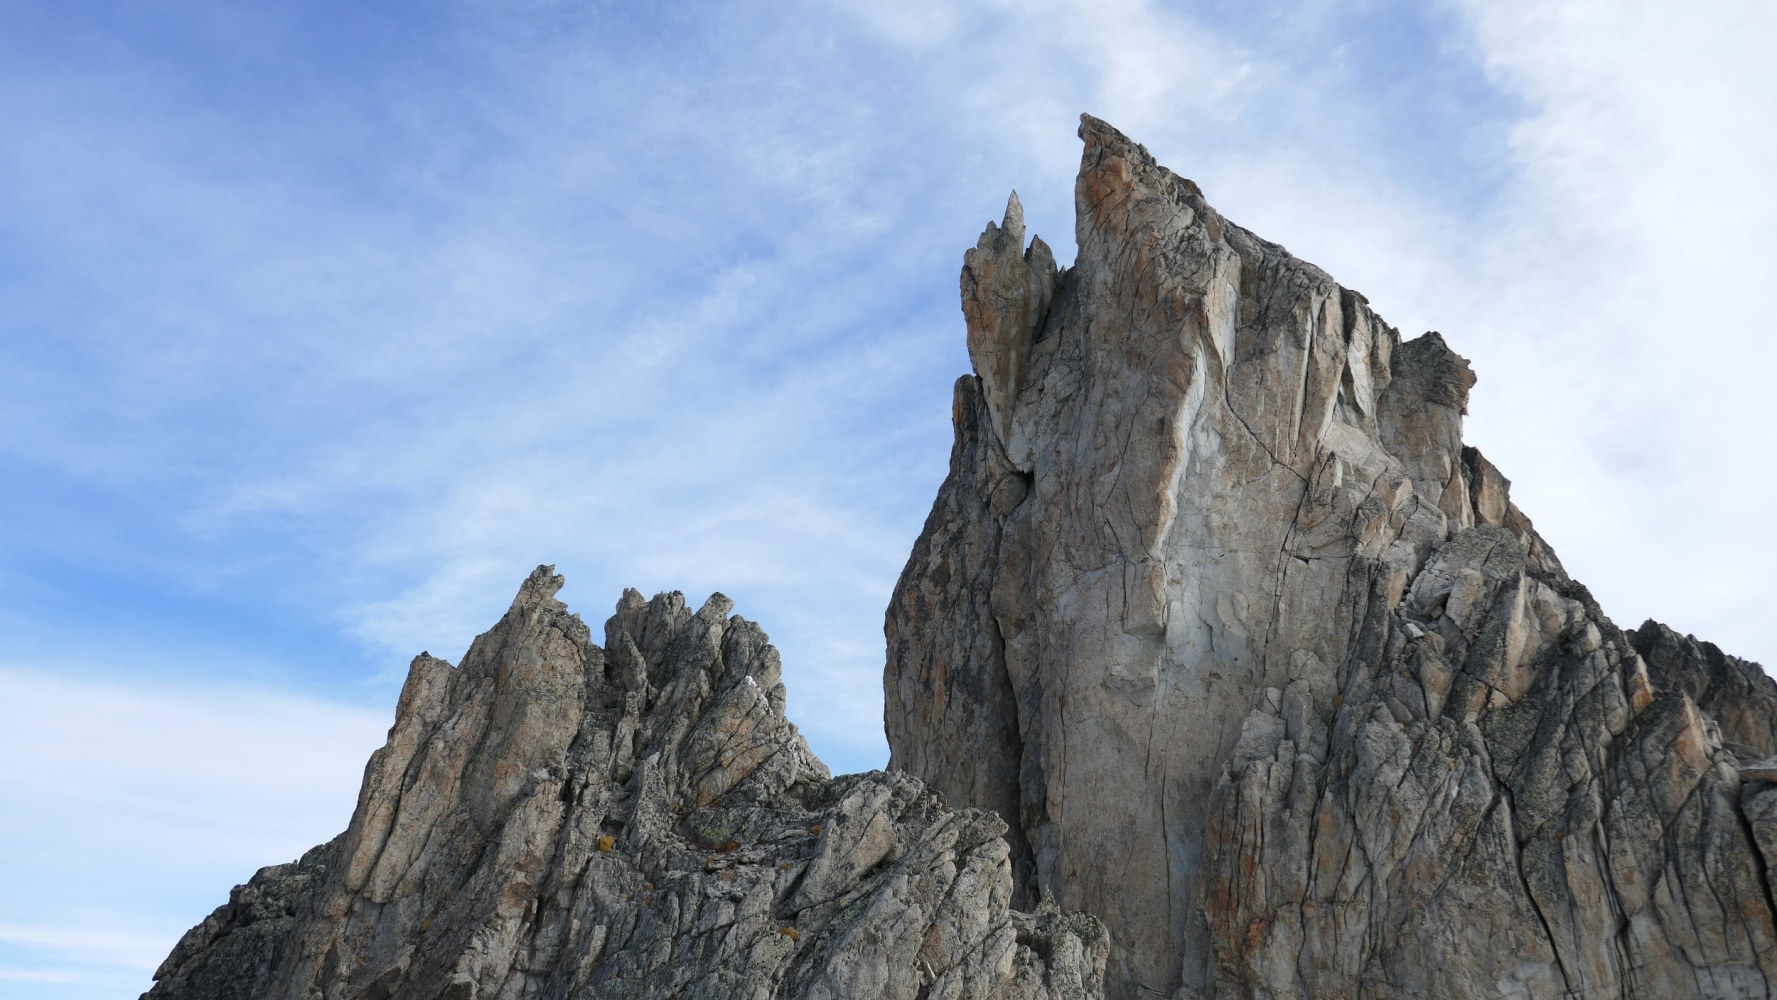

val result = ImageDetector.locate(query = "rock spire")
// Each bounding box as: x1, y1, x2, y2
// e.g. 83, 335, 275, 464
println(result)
886, 114, 1777, 999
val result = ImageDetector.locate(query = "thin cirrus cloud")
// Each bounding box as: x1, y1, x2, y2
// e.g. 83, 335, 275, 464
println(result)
0, 0, 1771, 997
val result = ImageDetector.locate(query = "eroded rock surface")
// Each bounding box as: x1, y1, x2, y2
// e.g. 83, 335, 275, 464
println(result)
148, 567, 1107, 1000
887, 115, 1777, 999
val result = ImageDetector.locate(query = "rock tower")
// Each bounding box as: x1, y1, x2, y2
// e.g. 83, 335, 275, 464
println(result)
886, 115, 1777, 999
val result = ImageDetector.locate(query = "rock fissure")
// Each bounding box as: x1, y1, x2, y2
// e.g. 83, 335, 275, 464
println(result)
1736, 794, 1777, 946
1500, 782, 1578, 996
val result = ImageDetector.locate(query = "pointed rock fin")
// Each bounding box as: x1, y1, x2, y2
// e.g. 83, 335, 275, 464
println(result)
961, 193, 1059, 465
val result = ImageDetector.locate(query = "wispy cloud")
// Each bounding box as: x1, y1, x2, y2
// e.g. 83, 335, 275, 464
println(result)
1435, 0, 1777, 660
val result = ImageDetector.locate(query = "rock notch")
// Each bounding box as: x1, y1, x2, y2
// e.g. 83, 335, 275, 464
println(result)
886, 115, 1777, 999
146, 566, 1108, 1000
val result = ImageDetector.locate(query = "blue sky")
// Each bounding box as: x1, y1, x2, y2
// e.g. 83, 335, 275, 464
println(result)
2, 1, 1773, 995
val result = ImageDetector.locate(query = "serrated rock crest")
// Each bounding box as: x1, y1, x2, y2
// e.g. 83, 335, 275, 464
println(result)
147, 567, 1108, 1000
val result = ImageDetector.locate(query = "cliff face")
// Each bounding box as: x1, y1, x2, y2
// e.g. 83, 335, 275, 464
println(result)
146, 567, 1108, 1000
886, 116, 1777, 999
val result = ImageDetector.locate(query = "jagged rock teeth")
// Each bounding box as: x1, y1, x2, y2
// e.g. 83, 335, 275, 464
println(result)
145, 569, 1108, 1000
888, 114, 1777, 1000
963, 189, 1059, 463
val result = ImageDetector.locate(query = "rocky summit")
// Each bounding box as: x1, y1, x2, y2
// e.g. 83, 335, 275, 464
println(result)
150, 116, 1777, 1000
147, 567, 1108, 1000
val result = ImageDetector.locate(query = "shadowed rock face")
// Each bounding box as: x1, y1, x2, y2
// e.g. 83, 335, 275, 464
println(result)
886, 115, 1777, 999
146, 567, 1108, 1000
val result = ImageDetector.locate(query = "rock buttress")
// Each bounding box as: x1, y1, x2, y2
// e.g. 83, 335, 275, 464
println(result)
147, 566, 1109, 1000
885, 115, 1777, 1000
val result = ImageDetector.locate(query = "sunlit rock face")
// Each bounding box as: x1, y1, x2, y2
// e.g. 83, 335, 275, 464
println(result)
886, 115, 1777, 1000
146, 567, 1109, 1000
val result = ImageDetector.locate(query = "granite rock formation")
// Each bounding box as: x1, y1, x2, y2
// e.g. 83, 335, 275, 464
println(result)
886, 115, 1777, 999
147, 567, 1108, 1000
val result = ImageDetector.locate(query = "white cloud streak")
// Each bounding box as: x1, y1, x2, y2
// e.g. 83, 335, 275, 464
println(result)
1444, 0, 1777, 663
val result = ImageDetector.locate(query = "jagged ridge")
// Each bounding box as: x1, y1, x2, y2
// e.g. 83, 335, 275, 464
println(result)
146, 567, 1108, 1000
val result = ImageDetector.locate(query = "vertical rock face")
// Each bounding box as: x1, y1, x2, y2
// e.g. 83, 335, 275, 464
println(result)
886, 115, 1777, 999
148, 567, 1109, 1000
